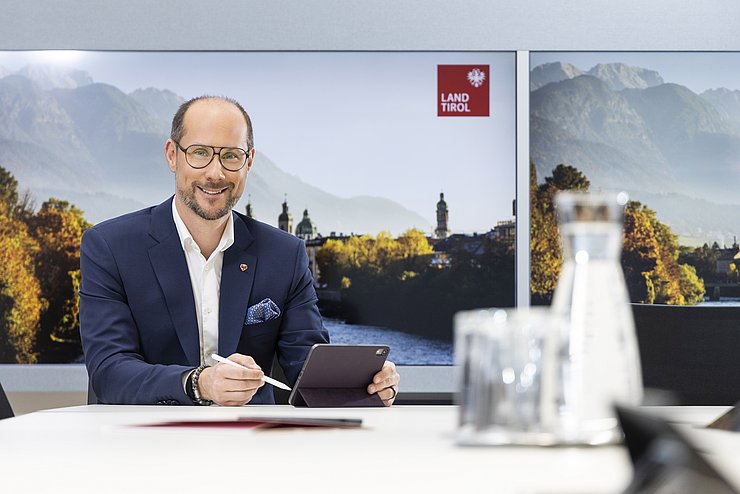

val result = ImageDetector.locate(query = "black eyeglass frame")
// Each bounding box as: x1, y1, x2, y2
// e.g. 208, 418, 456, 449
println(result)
174, 141, 251, 172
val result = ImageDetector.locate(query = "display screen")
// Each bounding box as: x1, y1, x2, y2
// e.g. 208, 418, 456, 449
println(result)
0, 51, 517, 365
530, 52, 740, 307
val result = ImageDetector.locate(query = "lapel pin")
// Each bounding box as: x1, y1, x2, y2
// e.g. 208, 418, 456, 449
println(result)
240, 263, 248, 272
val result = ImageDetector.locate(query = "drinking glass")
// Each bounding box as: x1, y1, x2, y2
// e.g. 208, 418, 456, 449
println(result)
454, 307, 561, 446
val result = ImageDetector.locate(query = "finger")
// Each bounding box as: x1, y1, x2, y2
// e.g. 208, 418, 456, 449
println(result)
368, 372, 399, 395
380, 386, 397, 407
216, 363, 264, 381
368, 380, 389, 394
221, 376, 265, 392
227, 353, 261, 370
367, 376, 399, 395
211, 378, 265, 405
197, 367, 265, 404
215, 354, 263, 380
375, 361, 398, 382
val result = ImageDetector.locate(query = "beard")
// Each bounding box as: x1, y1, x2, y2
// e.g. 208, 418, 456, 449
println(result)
179, 182, 240, 221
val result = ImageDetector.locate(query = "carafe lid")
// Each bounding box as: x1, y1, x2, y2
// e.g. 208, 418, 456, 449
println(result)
555, 191, 628, 223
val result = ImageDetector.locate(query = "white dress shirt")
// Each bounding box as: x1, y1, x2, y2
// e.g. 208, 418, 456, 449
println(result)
172, 199, 235, 368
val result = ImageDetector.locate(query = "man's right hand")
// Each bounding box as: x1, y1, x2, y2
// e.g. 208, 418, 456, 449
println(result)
198, 353, 265, 406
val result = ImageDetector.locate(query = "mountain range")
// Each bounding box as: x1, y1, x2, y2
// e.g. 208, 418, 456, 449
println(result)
0, 64, 430, 235
531, 61, 740, 246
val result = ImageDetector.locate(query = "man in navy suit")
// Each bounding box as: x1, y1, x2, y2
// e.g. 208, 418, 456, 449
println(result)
80, 96, 400, 406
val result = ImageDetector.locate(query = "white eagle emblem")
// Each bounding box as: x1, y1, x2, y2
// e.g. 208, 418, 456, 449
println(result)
467, 68, 486, 88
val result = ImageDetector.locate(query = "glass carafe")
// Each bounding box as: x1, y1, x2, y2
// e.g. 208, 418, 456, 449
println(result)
550, 191, 643, 445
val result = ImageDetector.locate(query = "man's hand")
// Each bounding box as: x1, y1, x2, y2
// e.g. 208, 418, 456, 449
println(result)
367, 361, 400, 407
198, 353, 264, 406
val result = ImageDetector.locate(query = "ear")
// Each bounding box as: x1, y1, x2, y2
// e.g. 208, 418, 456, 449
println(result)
165, 139, 177, 173
245, 147, 256, 173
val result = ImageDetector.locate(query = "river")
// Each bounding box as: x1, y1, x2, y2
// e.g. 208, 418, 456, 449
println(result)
322, 318, 453, 365
317, 297, 740, 365
698, 297, 740, 306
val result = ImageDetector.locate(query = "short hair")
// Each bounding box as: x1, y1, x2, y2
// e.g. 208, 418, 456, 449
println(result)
170, 95, 254, 149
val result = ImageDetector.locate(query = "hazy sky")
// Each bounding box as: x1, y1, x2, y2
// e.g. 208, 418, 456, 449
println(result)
0, 51, 516, 234
530, 52, 740, 94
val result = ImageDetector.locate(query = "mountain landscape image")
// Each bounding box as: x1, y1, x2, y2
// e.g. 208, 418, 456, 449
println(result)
0, 63, 430, 233
0, 52, 517, 365
531, 56, 740, 247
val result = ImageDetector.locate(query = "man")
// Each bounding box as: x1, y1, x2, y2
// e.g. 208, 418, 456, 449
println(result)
80, 95, 400, 406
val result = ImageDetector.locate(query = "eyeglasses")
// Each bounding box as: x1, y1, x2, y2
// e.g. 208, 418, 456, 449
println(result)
174, 141, 250, 172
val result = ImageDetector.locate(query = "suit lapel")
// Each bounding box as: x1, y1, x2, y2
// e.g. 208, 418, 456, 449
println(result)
218, 214, 256, 356
148, 198, 201, 366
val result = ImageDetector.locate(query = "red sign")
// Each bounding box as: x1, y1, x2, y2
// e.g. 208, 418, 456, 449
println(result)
437, 65, 490, 117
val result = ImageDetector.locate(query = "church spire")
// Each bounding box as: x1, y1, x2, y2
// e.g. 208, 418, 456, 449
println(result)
278, 194, 293, 234
435, 192, 450, 239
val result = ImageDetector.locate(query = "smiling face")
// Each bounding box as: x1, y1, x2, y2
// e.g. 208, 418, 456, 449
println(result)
165, 98, 254, 223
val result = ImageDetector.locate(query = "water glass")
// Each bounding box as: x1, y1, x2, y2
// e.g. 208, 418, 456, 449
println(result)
454, 307, 560, 446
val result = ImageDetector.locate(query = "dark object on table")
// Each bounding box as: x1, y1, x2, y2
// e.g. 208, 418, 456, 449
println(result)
616, 405, 738, 494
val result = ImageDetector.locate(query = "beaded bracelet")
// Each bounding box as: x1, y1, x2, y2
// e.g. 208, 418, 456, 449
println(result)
191, 364, 213, 406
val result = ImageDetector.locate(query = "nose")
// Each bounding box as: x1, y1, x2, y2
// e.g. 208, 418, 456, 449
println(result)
202, 153, 226, 181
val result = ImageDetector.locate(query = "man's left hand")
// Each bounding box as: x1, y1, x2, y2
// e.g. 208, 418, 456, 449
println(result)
367, 361, 400, 407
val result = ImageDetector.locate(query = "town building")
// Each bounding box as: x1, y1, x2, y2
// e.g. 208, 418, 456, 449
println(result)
278, 197, 293, 233
715, 239, 740, 275
295, 209, 317, 241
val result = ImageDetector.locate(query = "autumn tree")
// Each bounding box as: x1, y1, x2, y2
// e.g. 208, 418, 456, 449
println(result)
727, 263, 739, 283
0, 201, 43, 363
0, 166, 35, 221
651, 217, 686, 303
530, 163, 590, 303
544, 163, 591, 191
531, 163, 704, 305
621, 201, 704, 304
679, 264, 705, 304
679, 243, 720, 282
315, 239, 344, 289
316, 229, 433, 288
0, 167, 19, 212
0, 166, 93, 362
314, 229, 496, 340
28, 198, 92, 362
622, 201, 660, 303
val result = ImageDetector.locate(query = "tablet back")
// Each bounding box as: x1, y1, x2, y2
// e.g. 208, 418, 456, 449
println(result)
289, 344, 389, 407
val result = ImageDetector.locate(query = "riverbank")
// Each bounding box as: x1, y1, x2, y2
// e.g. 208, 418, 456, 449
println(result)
323, 318, 453, 365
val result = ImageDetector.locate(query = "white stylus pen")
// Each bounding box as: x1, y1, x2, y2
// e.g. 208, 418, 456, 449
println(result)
211, 353, 292, 391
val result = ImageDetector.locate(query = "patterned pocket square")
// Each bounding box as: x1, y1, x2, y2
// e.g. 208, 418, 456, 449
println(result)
246, 298, 281, 325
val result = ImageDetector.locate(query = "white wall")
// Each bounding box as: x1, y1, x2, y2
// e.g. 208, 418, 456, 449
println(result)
3, 1, 740, 51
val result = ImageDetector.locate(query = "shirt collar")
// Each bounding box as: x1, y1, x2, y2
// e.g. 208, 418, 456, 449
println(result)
171, 197, 235, 255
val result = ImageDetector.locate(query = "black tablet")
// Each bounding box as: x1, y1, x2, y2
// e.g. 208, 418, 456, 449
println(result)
288, 344, 390, 407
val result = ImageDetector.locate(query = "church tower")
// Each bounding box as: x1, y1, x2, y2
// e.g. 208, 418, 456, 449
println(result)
278, 196, 293, 233
435, 192, 450, 239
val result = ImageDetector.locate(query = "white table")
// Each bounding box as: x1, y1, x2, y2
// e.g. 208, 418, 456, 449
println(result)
0, 405, 736, 493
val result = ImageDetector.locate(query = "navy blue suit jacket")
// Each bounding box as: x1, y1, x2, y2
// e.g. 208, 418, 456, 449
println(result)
80, 197, 329, 405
